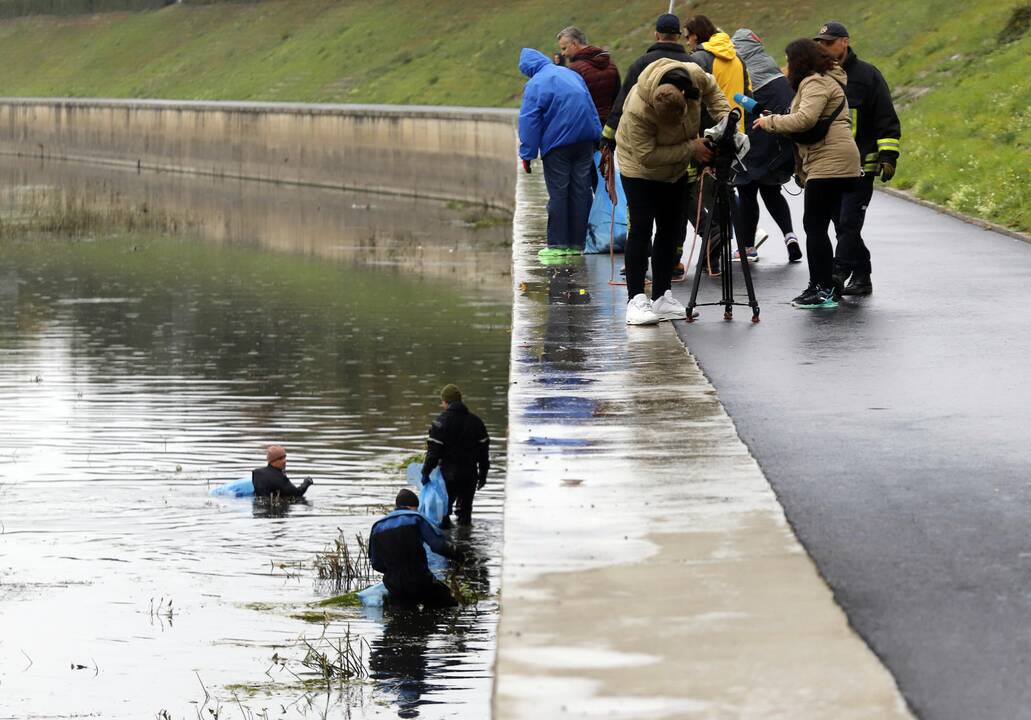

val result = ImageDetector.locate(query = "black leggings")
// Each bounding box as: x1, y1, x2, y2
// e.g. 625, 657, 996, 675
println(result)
803, 178, 856, 288
621, 173, 690, 300
734, 182, 794, 248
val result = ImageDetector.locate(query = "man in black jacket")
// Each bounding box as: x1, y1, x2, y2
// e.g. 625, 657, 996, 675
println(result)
421, 384, 490, 528
600, 13, 723, 277
252, 445, 312, 498
816, 21, 902, 295
369, 489, 461, 609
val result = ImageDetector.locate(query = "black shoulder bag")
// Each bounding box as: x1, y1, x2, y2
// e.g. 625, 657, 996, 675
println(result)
788, 80, 846, 145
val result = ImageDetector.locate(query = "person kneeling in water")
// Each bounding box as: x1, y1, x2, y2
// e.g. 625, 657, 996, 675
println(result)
252, 445, 312, 498
369, 489, 463, 609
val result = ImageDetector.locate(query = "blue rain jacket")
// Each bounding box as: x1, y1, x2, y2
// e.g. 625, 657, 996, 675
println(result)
518, 48, 601, 161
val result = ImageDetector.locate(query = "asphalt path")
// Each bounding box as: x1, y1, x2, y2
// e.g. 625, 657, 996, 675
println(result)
670, 189, 1031, 720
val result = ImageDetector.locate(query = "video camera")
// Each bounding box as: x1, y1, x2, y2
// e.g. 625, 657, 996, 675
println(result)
702, 108, 743, 182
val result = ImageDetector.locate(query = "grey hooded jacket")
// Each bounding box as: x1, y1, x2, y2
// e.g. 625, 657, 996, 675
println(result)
731, 29, 783, 92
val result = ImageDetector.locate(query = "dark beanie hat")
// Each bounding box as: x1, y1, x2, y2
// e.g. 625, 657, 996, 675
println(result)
395, 488, 419, 508
440, 384, 462, 404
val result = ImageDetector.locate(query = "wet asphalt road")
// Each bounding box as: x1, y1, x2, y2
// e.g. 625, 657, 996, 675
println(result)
670, 190, 1031, 720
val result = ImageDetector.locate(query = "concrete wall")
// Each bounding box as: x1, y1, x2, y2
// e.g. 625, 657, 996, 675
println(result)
0, 98, 519, 211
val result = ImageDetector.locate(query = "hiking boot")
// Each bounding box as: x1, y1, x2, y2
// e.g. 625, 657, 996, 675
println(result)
651, 290, 688, 321
792, 283, 839, 309
626, 293, 661, 325
831, 268, 850, 296
537, 246, 565, 259
785, 233, 803, 263
732, 247, 759, 263
842, 272, 873, 296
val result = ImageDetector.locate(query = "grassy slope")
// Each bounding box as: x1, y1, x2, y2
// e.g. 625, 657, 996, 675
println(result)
0, 0, 1026, 231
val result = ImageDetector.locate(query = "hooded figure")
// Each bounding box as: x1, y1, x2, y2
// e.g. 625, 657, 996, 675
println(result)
690, 30, 750, 132
518, 48, 601, 256
614, 59, 728, 182
517, 48, 601, 162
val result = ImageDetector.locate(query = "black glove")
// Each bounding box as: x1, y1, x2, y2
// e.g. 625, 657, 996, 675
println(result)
421, 474, 430, 486
302, 477, 313, 487
477, 476, 487, 491
600, 136, 616, 153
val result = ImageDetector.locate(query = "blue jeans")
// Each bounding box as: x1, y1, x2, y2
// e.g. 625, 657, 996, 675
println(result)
541, 140, 595, 249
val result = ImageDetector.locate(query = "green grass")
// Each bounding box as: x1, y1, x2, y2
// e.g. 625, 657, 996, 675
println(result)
0, 0, 1027, 231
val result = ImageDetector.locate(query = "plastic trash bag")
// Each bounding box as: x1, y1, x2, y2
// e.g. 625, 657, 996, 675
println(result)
406, 463, 447, 526
585, 151, 628, 254
209, 476, 255, 498
357, 582, 389, 607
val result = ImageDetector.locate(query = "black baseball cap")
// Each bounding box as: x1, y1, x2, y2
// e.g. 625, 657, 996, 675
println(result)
813, 21, 849, 41
656, 13, 681, 34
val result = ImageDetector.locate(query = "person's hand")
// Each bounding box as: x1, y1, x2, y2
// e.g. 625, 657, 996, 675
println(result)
522, 159, 532, 174
600, 136, 616, 153
879, 161, 896, 183
421, 474, 430, 486
691, 138, 714, 164
752, 115, 768, 131
477, 476, 487, 491
599, 145, 614, 183
302, 478, 313, 487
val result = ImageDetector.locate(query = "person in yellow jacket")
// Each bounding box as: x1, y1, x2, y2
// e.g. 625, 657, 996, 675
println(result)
615, 58, 730, 325
685, 15, 750, 132
754, 39, 860, 309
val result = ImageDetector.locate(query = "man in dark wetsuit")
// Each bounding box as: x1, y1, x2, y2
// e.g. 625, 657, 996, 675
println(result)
369, 489, 462, 609
421, 384, 490, 529
252, 445, 312, 498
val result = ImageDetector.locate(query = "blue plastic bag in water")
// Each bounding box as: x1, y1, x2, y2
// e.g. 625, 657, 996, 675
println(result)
209, 476, 255, 497
585, 151, 628, 254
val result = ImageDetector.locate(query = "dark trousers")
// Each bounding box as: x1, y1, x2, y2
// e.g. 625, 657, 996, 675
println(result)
385, 575, 458, 609
803, 178, 855, 289
541, 140, 596, 250
622, 173, 691, 300
443, 469, 476, 525
834, 173, 875, 274
734, 182, 794, 247
683, 174, 723, 269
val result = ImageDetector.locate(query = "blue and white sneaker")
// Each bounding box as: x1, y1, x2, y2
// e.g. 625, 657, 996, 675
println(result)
792, 283, 839, 309
732, 247, 760, 262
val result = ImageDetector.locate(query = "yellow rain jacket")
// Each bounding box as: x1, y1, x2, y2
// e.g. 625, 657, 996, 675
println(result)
691, 32, 750, 132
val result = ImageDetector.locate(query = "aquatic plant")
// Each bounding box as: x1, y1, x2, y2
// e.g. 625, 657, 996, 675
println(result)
299, 623, 370, 686
312, 529, 373, 592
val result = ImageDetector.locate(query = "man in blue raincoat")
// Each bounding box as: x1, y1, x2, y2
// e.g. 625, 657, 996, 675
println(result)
518, 48, 601, 259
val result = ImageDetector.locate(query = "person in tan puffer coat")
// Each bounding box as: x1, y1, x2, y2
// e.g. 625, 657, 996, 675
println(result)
615, 58, 729, 325
755, 38, 860, 309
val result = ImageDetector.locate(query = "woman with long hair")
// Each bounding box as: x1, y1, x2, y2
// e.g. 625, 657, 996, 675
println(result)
754, 39, 860, 308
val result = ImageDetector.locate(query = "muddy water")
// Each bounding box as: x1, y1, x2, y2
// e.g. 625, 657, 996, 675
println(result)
0, 162, 511, 719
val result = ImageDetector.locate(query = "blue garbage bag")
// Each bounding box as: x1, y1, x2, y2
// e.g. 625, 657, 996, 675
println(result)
209, 476, 254, 497
406, 463, 447, 526
585, 151, 627, 254
357, 464, 452, 608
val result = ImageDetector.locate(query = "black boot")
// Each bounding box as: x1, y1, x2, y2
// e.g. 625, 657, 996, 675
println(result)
842, 272, 873, 296
831, 268, 850, 296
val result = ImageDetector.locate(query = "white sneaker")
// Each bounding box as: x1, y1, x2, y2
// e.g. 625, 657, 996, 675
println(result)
755, 226, 770, 248
651, 290, 688, 321
626, 294, 661, 325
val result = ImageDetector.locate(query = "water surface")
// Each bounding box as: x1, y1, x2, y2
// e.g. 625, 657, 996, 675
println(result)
0, 175, 511, 719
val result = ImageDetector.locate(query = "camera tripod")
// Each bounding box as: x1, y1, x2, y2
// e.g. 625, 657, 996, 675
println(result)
685, 142, 761, 323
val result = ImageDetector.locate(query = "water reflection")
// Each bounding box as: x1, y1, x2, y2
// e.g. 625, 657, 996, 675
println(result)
0, 165, 509, 718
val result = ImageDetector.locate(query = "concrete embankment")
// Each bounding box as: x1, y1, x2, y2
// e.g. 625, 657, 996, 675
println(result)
495, 171, 914, 718
0, 98, 518, 211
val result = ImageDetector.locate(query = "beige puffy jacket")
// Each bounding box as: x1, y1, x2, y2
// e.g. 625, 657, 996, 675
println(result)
615, 59, 730, 183
764, 64, 860, 183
